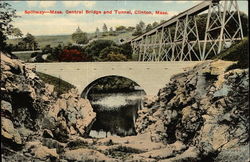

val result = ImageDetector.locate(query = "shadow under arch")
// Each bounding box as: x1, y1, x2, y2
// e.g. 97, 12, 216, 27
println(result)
80, 75, 146, 99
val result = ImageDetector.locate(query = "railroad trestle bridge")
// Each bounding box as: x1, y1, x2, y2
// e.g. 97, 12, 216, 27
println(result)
126, 0, 243, 61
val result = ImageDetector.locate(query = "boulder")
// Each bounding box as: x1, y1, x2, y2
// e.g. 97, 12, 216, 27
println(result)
62, 148, 116, 162
1, 117, 22, 145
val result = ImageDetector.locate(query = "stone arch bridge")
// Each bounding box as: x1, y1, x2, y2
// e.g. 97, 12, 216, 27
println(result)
30, 62, 199, 97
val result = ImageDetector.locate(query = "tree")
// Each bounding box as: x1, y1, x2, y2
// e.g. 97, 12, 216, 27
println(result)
84, 40, 115, 61
116, 25, 126, 32
95, 27, 100, 37
152, 21, 159, 27
22, 33, 37, 50
23, 33, 38, 50
138, 21, 145, 30
11, 27, 23, 38
146, 24, 153, 32
132, 24, 143, 36
119, 43, 133, 59
0, 2, 19, 53
42, 44, 52, 54
72, 26, 88, 44
127, 26, 135, 32
160, 20, 165, 24
132, 20, 146, 36
102, 23, 108, 33
99, 46, 123, 60
109, 27, 115, 36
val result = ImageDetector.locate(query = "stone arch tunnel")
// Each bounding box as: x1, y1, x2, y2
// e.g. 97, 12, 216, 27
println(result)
29, 61, 200, 96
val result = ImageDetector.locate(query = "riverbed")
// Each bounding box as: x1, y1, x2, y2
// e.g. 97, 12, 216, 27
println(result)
88, 91, 145, 138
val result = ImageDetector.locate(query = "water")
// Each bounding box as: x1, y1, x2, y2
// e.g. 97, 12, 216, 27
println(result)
88, 91, 145, 138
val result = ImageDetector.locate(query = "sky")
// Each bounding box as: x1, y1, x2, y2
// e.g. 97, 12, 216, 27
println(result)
5, 1, 249, 36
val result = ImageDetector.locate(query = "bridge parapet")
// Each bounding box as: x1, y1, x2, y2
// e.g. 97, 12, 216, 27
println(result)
30, 61, 201, 97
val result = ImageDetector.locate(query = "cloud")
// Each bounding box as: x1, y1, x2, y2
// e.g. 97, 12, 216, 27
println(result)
176, 1, 187, 4
162, 1, 173, 3
82, 1, 96, 8
12, 15, 139, 35
62, 1, 96, 8
40, 1, 57, 8
27, 1, 39, 7
62, 1, 83, 8
13, 17, 79, 35
26, 1, 56, 8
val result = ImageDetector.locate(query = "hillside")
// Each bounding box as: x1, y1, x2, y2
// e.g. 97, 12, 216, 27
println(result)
36, 72, 75, 96
7, 32, 134, 49
213, 38, 248, 69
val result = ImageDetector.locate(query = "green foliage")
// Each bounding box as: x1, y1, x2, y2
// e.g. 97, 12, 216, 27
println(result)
109, 27, 116, 36
89, 76, 139, 93
10, 27, 23, 38
13, 33, 39, 51
23, 33, 38, 49
42, 44, 53, 53
100, 46, 123, 60
0, 2, 18, 53
72, 27, 88, 44
92, 41, 132, 61
132, 21, 146, 36
36, 72, 75, 95
116, 26, 126, 32
213, 38, 249, 69
102, 23, 108, 33
152, 21, 159, 27
126, 26, 135, 32
106, 52, 127, 61
84, 39, 115, 60
118, 43, 133, 59
146, 24, 153, 32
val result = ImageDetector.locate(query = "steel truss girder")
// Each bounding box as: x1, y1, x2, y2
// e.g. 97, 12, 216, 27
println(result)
202, 0, 243, 60
132, 0, 243, 61
171, 15, 202, 61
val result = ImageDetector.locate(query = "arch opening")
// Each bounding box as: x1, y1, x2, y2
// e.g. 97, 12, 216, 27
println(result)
81, 75, 146, 99
81, 75, 146, 138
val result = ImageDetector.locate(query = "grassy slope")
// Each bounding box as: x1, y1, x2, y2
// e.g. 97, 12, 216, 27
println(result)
7, 32, 134, 49
36, 72, 75, 95
7, 35, 73, 48
13, 52, 33, 62
213, 38, 249, 69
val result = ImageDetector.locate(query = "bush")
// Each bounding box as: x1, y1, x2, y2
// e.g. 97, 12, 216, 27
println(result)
59, 49, 88, 62
84, 40, 115, 61
213, 38, 248, 69
31, 52, 41, 58
100, 46, 123, 60
106, 52, 127, 61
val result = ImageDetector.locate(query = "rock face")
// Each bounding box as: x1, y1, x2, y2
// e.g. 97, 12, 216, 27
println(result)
136, 60, 249, 161
1, 53, 96, 161
44, 89, 96, 142
1, 53, 52, 146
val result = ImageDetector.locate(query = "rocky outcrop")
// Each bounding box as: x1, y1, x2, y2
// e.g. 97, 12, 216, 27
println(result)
1, 53, 53, 146
43, 89, 96, 142
136, 60, 249, 161
1, 53, 96, 161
